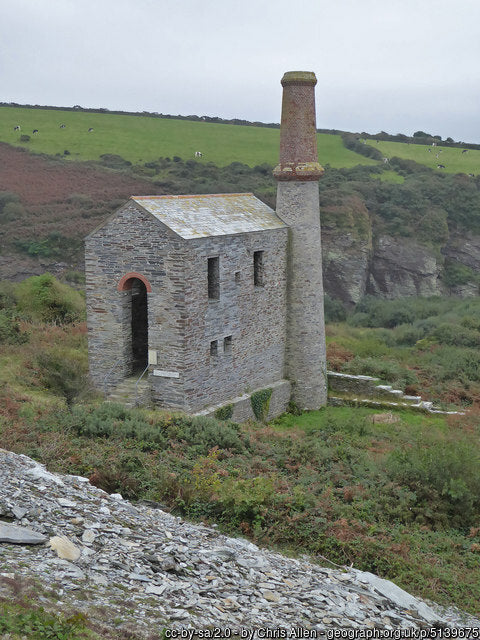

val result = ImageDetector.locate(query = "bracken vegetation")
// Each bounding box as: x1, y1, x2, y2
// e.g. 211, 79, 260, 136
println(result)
1, 277, 480, 616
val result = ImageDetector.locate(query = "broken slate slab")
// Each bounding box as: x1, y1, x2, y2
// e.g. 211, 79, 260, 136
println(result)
0, 522, 47, 545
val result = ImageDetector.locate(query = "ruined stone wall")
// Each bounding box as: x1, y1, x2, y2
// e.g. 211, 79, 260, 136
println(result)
85, 202, 187, 407
181, 228, 288, 413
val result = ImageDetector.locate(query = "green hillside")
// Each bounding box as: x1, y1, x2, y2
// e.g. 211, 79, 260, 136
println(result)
366, 139, 480, 174
0, 106, 375, 168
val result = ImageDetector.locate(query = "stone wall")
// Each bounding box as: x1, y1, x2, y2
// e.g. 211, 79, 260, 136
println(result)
194, 379, 291, 422
86, 201, 289, 413
85, 201, 187, 407
180, 228, 288, 412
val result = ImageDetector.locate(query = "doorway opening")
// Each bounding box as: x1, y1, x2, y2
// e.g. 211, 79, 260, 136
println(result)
118, 272, 152, 375
131, 278, 148, 372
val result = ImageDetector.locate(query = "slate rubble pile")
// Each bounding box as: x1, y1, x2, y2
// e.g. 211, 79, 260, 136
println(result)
1, 448, 479, 636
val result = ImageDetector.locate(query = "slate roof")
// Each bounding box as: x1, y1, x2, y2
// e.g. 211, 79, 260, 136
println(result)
131, 193, 286, 239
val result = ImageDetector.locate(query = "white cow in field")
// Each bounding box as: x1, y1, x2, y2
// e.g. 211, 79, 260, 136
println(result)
195, 151, 203, 158
13, 125, 21, 131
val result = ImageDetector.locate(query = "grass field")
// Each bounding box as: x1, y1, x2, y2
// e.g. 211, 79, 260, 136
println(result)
0, 106, 376, 169
366, 139, 480, 174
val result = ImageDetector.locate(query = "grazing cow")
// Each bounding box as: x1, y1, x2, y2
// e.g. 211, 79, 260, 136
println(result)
60, 124, 66, 129
88, 127, 94, 132
382, 157, 389, 164
462, 149, 468, 154
427, 148, 431, 152
468, 173, 475, 178
195, 151, 203, 158
32, 129, 38, 134
437, 164, 445, 169
13, 125, 21, 131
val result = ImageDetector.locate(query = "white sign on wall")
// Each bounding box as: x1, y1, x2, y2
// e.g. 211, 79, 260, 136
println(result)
153, 369, 180, 379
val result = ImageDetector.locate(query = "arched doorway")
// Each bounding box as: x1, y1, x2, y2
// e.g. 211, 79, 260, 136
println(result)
130, 279, 148, 371
118, 273, 151, 373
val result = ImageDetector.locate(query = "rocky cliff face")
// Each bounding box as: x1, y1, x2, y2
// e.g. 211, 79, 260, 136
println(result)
322, 229, 480, 306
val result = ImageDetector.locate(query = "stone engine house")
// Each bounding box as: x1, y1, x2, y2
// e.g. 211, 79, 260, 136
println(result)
86, 71, 327, 420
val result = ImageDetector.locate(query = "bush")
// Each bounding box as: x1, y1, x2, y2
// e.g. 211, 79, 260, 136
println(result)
16, 274, 85, 324
1, 201, 25, 221
0, 190, 20, 212
0, 280, 17, 310
387, 439, 480, 528
0, 310, 29, 345
36, 348, 89, 408
341, 356, 418, 389
99, 153, 131, 168
19, 134, 30, 142
250, 388, 272, 422
324, 295, 347, 323
68, 403, 167, 449
214, 404, 234, 421
167, 415, 245, 454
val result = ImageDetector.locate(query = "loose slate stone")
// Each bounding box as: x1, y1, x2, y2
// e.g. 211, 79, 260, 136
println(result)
49, 536, 81, 561
0, 522, 46, 545
1, 448, 479, 634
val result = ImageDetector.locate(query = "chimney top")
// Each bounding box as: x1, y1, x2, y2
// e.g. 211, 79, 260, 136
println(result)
273, 71, 324, 182
281, 71, 317, 87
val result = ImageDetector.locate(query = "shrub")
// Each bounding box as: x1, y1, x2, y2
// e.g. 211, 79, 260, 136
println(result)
0, 280, 17, 310
324, 295, 347, 323
99, 153, 131, 168
214, 404, 234, 421
68, 403, 167, 449
36, 348, 89, 408
1, 201, 25, 221
341, 356, 418, 389
167, 415, 245, 454
0, 310, 29, 345
250, 388, 273, 422
16, 274, 85, 324
0, 190, 20, 211
19, 134, 30, 142
387, 439, 480, 528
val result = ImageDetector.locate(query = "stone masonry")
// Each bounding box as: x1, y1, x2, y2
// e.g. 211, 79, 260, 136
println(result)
86, 71, 329, 417
274, 71, 328, 409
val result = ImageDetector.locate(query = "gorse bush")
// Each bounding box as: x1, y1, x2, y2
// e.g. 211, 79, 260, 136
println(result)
16, 274, 85, 324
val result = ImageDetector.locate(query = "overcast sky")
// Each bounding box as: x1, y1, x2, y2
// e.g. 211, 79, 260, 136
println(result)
2, 0, 480, 142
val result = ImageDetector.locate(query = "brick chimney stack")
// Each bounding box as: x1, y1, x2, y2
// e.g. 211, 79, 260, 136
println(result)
274, 71, 327, 409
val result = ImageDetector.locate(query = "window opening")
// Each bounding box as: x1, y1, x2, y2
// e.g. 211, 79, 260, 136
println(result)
235, 271, 241, 285
208, 257, 220, 299
224, 335, 232, 354
254, 251, 264, 287
210, 340, 218, 357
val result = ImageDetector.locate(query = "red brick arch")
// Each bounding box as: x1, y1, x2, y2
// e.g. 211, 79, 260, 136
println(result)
117, 272, 152, 293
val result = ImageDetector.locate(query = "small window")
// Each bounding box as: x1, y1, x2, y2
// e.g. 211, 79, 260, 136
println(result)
254, 251, 264, 287
235, 271, 241, 285
224, 335, 232, 355
210, 340, 218, 356
208, 257, 220, 299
